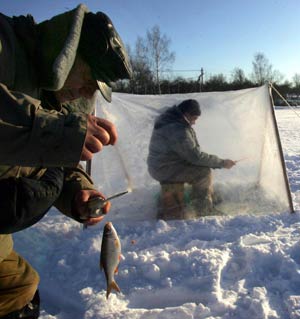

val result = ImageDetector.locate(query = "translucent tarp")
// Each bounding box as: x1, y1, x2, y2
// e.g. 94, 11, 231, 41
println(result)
89, 85, 293, 220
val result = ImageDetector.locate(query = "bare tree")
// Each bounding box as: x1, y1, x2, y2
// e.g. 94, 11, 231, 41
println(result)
145, 25, 175, 94
251, 52, 283, 85
133, 37, 154, 94
204, 73, 228, 91
292, 73, 300, 89
126, 38, 154, 94
231, 68, 247, 84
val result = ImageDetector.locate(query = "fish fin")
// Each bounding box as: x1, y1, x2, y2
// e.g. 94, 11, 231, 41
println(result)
106, 280, 121, 299
115, 266, 118, 274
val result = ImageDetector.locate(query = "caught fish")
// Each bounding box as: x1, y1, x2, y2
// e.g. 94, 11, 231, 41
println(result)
100, 222, 121, 298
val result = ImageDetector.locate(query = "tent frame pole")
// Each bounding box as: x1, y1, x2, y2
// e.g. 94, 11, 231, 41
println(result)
268, 83, 295, 213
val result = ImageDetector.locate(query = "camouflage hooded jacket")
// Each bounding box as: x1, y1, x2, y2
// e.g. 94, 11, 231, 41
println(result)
147, 105, 225, 182
0, 5, 96, 260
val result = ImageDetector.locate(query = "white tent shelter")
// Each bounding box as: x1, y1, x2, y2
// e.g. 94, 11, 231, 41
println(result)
91, 84, 293, 219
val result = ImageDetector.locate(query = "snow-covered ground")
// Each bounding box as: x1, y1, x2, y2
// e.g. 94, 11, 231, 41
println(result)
14, 94, 300, 319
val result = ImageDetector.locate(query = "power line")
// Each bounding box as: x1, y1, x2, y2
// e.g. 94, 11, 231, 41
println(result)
161, 69, 202, 73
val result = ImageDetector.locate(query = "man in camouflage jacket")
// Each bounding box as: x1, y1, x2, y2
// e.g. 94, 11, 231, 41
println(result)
147, 99, 235, 217
0, 4, 131, 318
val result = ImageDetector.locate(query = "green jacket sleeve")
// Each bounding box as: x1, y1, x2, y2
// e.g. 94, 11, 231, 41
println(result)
169, 125, 225, 168
54, 165, 96, 220
0, 83, 87, 167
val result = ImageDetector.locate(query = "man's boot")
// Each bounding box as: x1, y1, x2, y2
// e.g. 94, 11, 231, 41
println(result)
0, 290, 40, 319
191, 183, 225, 216
193, 194, 212, 216
158, 183, 185, 220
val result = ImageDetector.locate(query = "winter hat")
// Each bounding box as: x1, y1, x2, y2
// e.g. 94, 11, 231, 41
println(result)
177, 99, 201, 116
78, 11, 132, 102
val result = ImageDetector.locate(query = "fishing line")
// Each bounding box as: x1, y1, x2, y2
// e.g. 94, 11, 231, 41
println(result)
101, 102, 134, 192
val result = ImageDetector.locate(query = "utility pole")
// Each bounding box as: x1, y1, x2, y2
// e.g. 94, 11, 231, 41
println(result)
197, 68, 204, 92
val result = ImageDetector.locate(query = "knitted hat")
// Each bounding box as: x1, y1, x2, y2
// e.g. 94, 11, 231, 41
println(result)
177, 99, 201, 116
78, 12, 132, 102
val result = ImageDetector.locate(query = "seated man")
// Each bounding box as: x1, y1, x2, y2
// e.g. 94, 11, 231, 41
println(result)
147, 99, 235, 218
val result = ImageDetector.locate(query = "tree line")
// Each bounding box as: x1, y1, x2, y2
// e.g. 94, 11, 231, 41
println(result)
114, 25, 300, 105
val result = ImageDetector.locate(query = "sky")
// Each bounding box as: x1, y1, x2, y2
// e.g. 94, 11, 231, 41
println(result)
1, 0, 300, 82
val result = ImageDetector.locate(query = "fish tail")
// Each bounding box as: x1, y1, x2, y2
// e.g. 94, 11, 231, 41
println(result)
106, 280, 121, 299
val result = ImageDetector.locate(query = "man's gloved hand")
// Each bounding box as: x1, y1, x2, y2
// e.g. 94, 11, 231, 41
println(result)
72, 189, 111, 226
223, 159, 236, 169
80, 115, 118, 161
